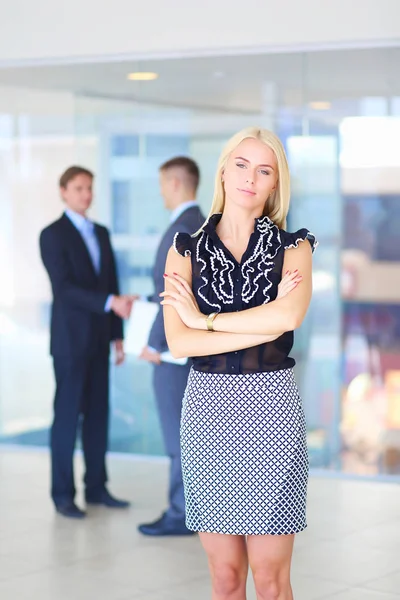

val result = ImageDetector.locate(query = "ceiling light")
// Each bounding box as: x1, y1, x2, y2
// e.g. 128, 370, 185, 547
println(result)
309, 101, 331, 111
127, 72, 159, 81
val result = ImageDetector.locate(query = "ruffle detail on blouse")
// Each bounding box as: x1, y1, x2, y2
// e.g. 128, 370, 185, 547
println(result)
173, 232, 192, 257
281, 229, 318, 253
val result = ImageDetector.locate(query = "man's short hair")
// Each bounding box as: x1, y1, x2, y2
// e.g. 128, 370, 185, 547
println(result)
160, 156, 200, 192
59, 166, 94, 189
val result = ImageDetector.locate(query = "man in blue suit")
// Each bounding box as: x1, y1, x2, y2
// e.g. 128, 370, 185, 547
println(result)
138, 157, 204, 536
40, 166, 132, 519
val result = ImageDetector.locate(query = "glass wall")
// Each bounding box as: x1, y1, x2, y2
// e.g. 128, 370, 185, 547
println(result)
0, 46, 399, 478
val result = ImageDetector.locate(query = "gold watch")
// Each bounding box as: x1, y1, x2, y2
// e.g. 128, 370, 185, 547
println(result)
206, 312, 219, 332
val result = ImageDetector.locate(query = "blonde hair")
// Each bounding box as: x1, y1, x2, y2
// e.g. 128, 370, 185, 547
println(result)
197, 127, 290, 233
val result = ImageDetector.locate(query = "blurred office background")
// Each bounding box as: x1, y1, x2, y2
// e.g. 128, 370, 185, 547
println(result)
0, 3, 400, 480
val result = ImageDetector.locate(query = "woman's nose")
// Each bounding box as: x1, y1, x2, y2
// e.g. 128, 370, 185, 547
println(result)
246, 172, 255, 184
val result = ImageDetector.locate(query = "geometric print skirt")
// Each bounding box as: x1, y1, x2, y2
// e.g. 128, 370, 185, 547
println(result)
180, 367, 309, 536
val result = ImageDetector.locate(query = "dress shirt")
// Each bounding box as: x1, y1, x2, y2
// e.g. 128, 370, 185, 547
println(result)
65, 209, 113, 312
169, 200, 198, 224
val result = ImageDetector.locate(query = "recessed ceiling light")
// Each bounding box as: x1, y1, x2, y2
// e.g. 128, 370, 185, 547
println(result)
309, 101, 331, 110
127, 72, 159, 81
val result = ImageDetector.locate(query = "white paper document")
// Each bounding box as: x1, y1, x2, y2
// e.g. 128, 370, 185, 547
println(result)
124, 300, 187, 366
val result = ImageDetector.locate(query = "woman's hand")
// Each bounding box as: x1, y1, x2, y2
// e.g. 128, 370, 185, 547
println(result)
277, 270, 302, 299
160, 273, 206, 330
161, 269, 301, 329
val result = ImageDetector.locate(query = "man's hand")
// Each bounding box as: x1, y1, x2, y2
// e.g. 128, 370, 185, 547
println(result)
139, 346, 161, 365
113, 339, 125, 365
110, 295, 134, 319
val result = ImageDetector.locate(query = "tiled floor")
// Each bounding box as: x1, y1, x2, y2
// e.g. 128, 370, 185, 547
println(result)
0, 449, 399, 599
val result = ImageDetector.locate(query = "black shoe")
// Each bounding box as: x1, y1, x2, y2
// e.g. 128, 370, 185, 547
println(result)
138, 513, 195, 537
55, 502, 86, 519
86, 489, 130, 509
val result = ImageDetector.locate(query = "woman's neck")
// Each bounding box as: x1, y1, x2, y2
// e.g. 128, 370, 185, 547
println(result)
217, 207, 262, 242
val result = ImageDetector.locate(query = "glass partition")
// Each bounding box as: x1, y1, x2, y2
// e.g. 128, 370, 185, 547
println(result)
0, 47, 400, 479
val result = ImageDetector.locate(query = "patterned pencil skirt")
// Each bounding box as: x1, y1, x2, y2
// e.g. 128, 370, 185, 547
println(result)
180, 367, 309, 536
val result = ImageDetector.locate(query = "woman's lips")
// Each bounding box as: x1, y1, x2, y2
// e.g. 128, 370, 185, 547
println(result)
237, 188, 256, 196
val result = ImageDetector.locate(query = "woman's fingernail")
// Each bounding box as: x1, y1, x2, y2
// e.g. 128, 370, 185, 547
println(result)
173, 272, 178, 276
163, 273, 168, 277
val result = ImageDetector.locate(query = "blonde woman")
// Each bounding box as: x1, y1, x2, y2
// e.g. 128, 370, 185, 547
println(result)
160, 127, 317, 600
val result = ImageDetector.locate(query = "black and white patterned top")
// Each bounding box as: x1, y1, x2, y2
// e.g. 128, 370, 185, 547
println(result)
173, 213, 318, 375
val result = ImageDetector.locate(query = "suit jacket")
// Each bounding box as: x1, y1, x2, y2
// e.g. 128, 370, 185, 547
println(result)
147, 205, 205, 353
39, 213, 123, 358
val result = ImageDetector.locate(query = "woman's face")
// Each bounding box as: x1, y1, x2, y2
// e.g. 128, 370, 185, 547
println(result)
222, 137, 278, 214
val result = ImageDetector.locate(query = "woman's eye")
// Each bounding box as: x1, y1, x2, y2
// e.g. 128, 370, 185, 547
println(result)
260, 169, 270, 176
236, 163, 246, 169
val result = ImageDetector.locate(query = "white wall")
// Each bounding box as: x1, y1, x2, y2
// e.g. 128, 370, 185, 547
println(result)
1, 0, 400, 65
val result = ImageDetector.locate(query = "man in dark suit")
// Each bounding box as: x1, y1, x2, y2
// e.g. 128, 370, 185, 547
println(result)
137, 157, 204, 536
40, 166, 132, 519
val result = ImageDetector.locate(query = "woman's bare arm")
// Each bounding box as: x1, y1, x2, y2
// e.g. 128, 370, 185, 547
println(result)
163, 247, 283, 359
208, 241, 313, 335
